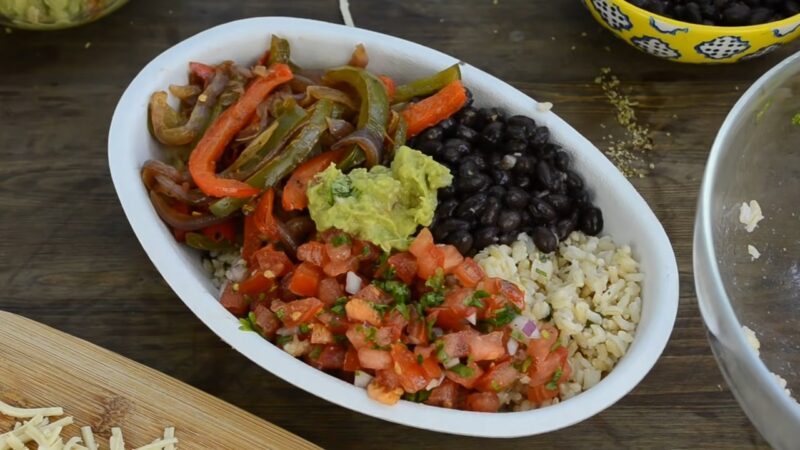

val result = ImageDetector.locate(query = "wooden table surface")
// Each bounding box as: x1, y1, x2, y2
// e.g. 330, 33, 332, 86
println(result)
1, 1, 791, 448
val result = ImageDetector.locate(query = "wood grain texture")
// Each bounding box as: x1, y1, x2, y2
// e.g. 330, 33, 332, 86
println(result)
0, 0, 794, 448
0, 311, 320, 450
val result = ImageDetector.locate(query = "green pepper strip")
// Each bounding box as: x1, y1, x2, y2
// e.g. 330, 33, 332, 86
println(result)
392, 116, 408, 152
209, 99, 334, 217
185, 232, 237, 252
393, 64, 461, 104
221, 99, 308, 179
267, 36, 291, 66
324, 66, 389, 170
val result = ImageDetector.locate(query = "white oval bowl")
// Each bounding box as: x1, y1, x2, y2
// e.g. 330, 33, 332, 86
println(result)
108, 17, 679, 437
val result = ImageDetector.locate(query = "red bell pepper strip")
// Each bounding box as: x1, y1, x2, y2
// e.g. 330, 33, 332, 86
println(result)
281, 147, 349, 211
402, 79, 467, 137
200, 221, 236, 244
189, 62, 216, 86
253, 188, 280, 241
242, 214, 261, 265
188, 63, 293, 198
378, 75, 396, 100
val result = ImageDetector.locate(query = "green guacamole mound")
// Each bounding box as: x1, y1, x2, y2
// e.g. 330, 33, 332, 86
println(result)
307, 146, 453, 251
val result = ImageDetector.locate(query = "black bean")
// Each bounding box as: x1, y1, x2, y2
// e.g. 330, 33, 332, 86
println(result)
579, 207, 604, 236
479, 107, 503, 124
438, 184, 457, 200
528, 197, 558, 223
539, 143, 558, 160
479, 121, 505, 148
437, 199, 459, 219
519, 209, 532, 225
457, 173, 491, 193
786, 1, 800, 16
506, 124, 527, 141
546, 193, 573, 215
505, 186, 530, 209
419, 126, 443, 142
536, 160, 556, 190
723, 2, 750, 25
532, 226, 558, 253
686, 2, 704, 22
565, 170, 584, 193
513, 155, 536, 176
459, 161, 480, 179
439, 146, 462, 165
438, 117, 457, 135
504, 139, 527, 155
431, 225, 448, 242
550, 171, 567, 194
554, 212, 579, 241
516, 175, 532, 189
444, 138, 471, 153
457, 107, 481, 129
498, 232, 517, 246
418, 140, 443, 157
492, 169, 512, 186
572, 189, 590, 207
507, 115, 536, 134
481, 196, 502, 226
486, 185, 506, 199
498, 210, 522, 233
456, 193, 488, 219
446, 230, 474, 255
531, 127, 550, 147
554, 151, 571, 171
462, 154, 488, 171
474, 226, 500, 249
438, 218, 471, 235
455, 124, 479, 143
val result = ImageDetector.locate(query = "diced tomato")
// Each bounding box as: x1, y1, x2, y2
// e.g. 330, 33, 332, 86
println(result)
387, 252, 418, 284
355, 284, 391, 304
465, 392, 501, 412
242, 214, 262, 265
477, 295, 505, 320
201, 221, 236, 244
467, 331, 506, 362
444, 287, 477, 317
288, 262, 322, 297
297, 242, 328, 267
442, 330, 476, 359
426, 379, 462, 409
317, 277, 344, 305
283, 148, 349, 211
358, 348, 393, 370
527, 324, 559, 364
345, 324, 372, 349
474, 360, 519, 393
445, 361, 484, 389
276, 271, 299, 302
252, 248, 294, 277
323, 257, 359, 277
416, 245, 445, 280
453, 257, 485, 288
345, 298, 382, 326
480, 277, 525, 311
310, 324, 335, 344
429, 307, 470, 332
343, 345, 360, 372
374, 368, 402, 391
438, 244, 464, 273
276, 297, 324, 327
414, 346, 443, 380
220, 284, 248, 316
405, 309, 429, 345
383, 309, 408, 340
237, 270, 275, 296
528, 347, 566, 386
309, 344, 346, 370
316, 311, 349, 334
390, 343, 428, 393
252, 303, 280, 338
409, 227, 434, 259
367, 379, 403, 405
352, 240, 379, 262
526, 382, 559, 404
325, 241, 352, 262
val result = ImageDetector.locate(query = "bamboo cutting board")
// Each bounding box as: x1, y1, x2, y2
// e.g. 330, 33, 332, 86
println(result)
0, 311, 321, 450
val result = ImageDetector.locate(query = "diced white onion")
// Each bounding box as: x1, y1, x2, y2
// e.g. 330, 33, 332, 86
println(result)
510, 315, 538, 338
432, 327, 444, 338
276, 326, 299, 336
506, 338, 519, 356
354, 370, 373, 388
345, 271, 362, 294
443, 358, 460, 369
426, 374, 445, 390
466, 312, 477, 325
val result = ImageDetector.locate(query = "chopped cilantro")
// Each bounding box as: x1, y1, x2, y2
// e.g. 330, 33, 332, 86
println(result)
793, 113, 800, 126
383, 265, 397, 280
464, 290, 489, 308
276, 335, 293, 346
535, 268, 548, 277
484, 306, 517, 327
299, 323, 311, 334
333, 334, 347, 343
238, 311, 258, 332
331, 297, 348, 316
331, 234, 351, 246
374, 279, 410, 305
425, 315, 437, 341
425, 269, 445, 291
275, 308, 286, 320
394, 302, 410, 320
545, 367, 563, 391
361, 245, 371, 256
361, 325, 377, 342
490, 380, 502, 392
403, 390, 432, 403
309, 346, 323, 360
541, 329, 551, 339
448, 364, 475, 378
517, 357, 533, 373
377, 251, 390, 267
550, 338, 562, 352
420, 291, 444, 308
435, 341, 449, 362
331, 175, 353, 198
417, 354, 424, 364
372, 303, 390, 314
510, 329, 527, 343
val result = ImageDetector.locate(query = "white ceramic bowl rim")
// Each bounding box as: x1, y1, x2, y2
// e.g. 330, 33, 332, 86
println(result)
108, 17, 679, 437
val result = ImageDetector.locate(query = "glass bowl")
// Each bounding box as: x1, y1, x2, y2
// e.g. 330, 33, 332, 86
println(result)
695, 50, 800, 449
0, 0, 127, 30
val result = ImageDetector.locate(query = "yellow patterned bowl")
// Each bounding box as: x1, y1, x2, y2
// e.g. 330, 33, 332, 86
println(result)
584, 0, 800, 63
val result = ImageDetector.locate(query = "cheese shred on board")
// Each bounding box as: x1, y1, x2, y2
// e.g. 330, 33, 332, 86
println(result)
0, 399, 178, 450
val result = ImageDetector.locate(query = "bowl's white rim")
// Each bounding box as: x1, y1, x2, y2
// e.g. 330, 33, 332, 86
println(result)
108, 17, 679, 437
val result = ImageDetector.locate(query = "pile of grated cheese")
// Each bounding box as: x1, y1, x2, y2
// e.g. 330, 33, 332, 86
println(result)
0, 400, 177, 450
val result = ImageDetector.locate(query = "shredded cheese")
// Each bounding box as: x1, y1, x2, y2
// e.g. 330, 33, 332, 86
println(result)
0, 400, 63, 418
81, 426, 98, 450
110, 427, 125, 450
339, 0, 354, 27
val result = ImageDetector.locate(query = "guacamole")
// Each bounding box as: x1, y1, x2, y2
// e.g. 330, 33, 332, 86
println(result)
307, 146, 453, 251
1, 0, 117, 27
